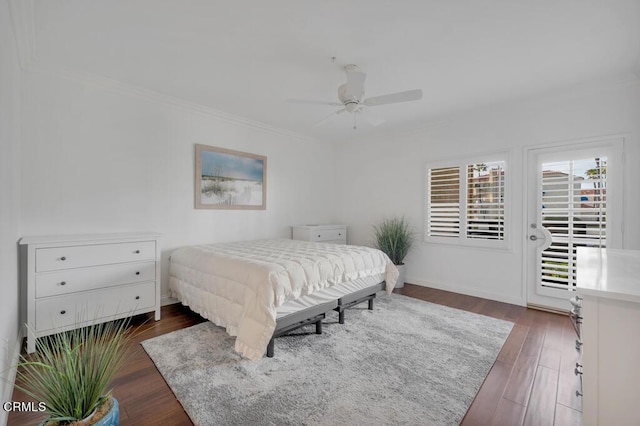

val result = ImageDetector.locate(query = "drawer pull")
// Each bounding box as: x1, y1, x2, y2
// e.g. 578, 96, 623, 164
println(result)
135, 296, 140, 300
60, 281, 66, 286
317, 235, 321, 238
575, 339, 583, 350
134, 250, 140, 254
60, 310, 66, 315
574, 362, 583, 376
60, 256, 66, 261
576, 390, 583, 398
135, 272, 140, 275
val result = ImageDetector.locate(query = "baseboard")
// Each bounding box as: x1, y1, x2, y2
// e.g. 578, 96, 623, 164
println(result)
1, 331, 23, 425
161, 295, 180, 306
406, 277, 526, 307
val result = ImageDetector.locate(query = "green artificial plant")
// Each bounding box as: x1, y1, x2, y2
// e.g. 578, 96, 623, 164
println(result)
14, 318, 135, 425
372, 216, 415, 265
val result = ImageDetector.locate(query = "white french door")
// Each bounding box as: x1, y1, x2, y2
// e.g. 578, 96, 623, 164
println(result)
525, 138, 623, 310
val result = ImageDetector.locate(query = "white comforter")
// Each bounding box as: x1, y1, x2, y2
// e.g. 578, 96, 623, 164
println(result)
169, 239, 398, 360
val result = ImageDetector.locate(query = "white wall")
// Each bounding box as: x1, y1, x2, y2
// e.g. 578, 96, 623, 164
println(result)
20, 69, 339, 301
0, 0, 23, 419
336, 79, 640, 306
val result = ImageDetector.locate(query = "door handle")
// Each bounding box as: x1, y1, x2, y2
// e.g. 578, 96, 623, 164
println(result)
529, 224, 553, 250
539, 226, 553, 251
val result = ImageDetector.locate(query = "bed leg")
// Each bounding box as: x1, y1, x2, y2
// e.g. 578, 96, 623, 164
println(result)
338, 310, 345, 324
315, 319, 322, 334
368, 298, 374, 310
266, 339, 275, 358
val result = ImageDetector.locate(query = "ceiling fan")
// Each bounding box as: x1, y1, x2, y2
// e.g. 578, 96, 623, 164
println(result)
288, 64, 423, 129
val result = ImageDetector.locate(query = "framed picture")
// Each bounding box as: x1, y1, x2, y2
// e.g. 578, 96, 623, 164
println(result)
195, 144, 267, 210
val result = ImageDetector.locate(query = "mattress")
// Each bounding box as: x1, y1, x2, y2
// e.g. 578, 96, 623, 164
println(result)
169, 239, 398, 360
276, 274, 384, 318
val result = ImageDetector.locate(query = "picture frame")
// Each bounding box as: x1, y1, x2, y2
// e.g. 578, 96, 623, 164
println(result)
195, 144, 267, 210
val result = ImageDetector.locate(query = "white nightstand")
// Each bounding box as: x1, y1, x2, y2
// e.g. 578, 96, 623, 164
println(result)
292, 225, 347, 244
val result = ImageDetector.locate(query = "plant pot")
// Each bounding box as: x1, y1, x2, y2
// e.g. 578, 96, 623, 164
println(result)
39, 397, 119, 426
395, 264, 406, 289
90, 397, 119, 426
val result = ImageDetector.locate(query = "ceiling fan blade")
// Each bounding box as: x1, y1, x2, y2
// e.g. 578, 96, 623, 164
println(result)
362, 89, 423, 107
359, 108, 385, 127
313, 108, 346, 127
344, 68, 366, 99
286, 98, 343, 107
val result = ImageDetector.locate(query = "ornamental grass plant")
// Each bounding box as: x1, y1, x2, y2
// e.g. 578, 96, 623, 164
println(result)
14, 318, 135, 425
372, 216, 414, 265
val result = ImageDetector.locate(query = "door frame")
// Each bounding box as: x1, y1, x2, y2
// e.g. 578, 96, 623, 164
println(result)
522, 135, 624, 311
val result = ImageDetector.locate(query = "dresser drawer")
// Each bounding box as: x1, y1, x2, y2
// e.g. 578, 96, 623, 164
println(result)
96, 281, 156, 318
36, 241, 156, 272
292, 225, 347, 244
35, 281, 156, 332
35, 261, 156, 298
308, 228, 346, 242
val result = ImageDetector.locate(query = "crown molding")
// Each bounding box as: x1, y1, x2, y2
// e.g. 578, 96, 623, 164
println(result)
8, 0, 36, 69
30, 64, 321, 144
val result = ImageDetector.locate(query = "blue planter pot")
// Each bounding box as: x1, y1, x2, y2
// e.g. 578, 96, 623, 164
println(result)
39, 397, 119, 426
93, 397, 119, 426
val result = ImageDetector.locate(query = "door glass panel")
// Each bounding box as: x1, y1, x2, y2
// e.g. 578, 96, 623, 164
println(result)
539, 157, 607, 291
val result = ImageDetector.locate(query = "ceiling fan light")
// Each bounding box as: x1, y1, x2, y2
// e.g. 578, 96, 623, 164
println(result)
345, 102, 358, 113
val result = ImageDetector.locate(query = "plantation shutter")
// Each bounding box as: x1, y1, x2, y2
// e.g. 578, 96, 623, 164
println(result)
466, 162, 505, 241
427, 166, 461, 238
426, 155, 508, 248
540, 157, 607, 291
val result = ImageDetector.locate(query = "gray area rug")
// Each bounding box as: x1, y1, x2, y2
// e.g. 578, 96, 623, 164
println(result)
142, 294, 513, 426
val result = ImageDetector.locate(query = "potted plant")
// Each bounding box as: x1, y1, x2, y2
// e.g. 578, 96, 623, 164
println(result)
13, 318, 135, 425
373, 216, 415, 288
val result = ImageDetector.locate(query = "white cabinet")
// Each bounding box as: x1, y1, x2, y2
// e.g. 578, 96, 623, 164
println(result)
20, 232, 161, 353
576, 248, 640, 426
292, 225, 347, 244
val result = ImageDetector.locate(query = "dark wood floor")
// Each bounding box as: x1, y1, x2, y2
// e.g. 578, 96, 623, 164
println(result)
9, 284, 582, 425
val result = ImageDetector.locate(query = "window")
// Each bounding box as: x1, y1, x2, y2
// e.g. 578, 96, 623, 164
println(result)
426, 155, 508, 248
427, 166, 461, 238
466, 162, 505, 241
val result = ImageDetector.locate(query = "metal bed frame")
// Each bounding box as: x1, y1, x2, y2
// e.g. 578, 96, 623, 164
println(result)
267, 282, 386, 357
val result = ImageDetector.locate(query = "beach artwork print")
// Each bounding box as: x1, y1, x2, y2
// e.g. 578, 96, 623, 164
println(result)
195, 144, 267, 209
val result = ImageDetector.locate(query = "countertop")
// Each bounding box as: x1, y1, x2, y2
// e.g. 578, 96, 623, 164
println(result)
576, 247, 640, 303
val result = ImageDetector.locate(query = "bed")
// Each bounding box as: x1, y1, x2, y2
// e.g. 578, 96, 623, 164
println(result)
169, 239, 398, 360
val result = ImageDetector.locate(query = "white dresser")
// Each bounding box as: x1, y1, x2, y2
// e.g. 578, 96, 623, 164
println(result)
576, 247, 640, 426
292, 225, 347, 244
19, 232, 161, 353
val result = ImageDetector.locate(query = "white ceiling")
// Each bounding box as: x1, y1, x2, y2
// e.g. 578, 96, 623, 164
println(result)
30, 0, 640, 140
